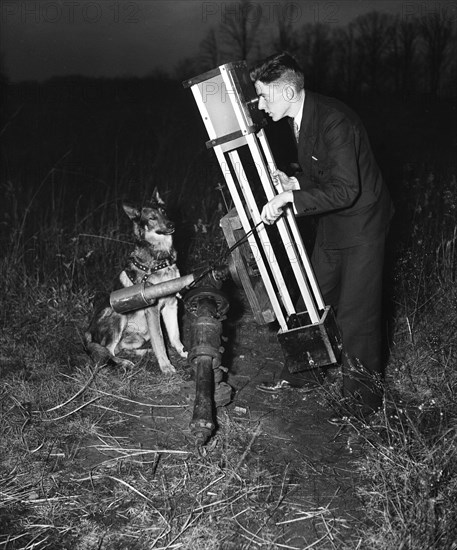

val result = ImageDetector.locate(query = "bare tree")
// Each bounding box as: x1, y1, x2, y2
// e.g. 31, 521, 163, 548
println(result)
389, 15, 420, 98
297, 23, 334, 92
420, 11, 454, 99
352, 11, 395, 94
219, 0, 263, 62
332, 24, 362, 96
273, 7, 298, 55
198, 28, 223, 72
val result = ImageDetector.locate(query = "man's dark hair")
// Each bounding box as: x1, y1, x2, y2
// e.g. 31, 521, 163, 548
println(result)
250, 52, 304, 91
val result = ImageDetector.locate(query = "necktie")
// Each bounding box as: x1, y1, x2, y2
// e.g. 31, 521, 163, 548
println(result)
293, 121, 300, 142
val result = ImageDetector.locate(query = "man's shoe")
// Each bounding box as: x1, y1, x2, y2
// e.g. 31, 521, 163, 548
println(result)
256, 380, 292, 393
257, 380, 318, 394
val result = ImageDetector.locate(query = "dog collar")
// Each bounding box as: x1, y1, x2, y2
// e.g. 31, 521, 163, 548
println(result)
126, 257, 175, 284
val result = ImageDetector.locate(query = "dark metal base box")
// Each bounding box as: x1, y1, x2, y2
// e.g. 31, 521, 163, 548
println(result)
278, 306, 342, 373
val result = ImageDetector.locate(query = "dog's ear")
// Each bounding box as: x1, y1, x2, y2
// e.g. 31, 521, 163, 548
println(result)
122, 204, 141, 220
152, 188, 165, 206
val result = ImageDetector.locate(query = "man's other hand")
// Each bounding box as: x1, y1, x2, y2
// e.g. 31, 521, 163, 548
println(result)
271, 170, 300, 191
261, 191, 293, 225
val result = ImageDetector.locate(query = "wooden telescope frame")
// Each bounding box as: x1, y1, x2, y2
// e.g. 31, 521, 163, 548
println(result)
183, 61, 341, 372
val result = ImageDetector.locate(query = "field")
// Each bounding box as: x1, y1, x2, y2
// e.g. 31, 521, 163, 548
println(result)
1, 78, 457, 549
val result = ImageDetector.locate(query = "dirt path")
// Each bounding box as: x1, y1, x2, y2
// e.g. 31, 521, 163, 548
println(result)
223, 313, 365, 547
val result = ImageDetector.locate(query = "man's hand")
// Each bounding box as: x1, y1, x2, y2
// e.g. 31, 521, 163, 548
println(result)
271, 170, 300, 191
261, 191, 293, 225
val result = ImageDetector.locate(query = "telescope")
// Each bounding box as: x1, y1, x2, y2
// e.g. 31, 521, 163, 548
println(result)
183, 62, 342, 373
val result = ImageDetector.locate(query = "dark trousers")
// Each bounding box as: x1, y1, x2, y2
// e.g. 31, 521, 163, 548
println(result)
311, 233, 386, 413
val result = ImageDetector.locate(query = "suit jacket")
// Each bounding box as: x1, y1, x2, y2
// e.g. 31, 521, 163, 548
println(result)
292, 91, 393, 248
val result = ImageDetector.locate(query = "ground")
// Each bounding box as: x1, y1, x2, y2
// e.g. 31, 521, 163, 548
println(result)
219, 311, 365, 546
79, 296, 367, 548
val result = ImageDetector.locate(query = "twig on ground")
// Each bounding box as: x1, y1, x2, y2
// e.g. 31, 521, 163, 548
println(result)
92, 388, 186, 408
47, 364, 106, 412
42, 396, 102, 422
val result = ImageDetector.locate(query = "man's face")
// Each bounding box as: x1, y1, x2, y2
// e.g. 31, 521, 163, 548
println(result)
255, 80, 297, 121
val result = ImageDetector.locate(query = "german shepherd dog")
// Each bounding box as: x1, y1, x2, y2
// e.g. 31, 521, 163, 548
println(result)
84, 190, 187, 373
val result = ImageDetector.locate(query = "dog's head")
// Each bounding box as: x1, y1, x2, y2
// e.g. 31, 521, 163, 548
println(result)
123, 189, 175, 245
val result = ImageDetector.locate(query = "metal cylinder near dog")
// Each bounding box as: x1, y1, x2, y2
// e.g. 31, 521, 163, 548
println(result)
110, 271, 206, 313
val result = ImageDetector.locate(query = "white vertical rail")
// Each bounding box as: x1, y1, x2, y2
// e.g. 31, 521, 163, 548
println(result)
213, 147, 288, 331
246, 133, 320, 323
257, 129, 325, 312
228, 149, 295, 316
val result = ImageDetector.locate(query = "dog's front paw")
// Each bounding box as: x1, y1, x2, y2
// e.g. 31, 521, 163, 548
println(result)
159, 362, 177, 375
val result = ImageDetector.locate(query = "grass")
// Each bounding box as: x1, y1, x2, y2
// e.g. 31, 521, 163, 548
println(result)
353, 279, 457, 550
0, 348, 335, 549
1, 143, 457, 547
340, 167, 457, 550
0, 242, 337, 548
351, 296, 457, 549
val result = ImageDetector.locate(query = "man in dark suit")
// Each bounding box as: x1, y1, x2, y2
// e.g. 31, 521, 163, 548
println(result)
251, 52, 394, 423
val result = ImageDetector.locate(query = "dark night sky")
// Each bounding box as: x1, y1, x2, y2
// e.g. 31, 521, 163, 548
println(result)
0, 0, 442, 82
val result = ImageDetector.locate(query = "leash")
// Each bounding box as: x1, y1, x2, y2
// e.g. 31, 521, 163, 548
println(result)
222, 220, 264, 262
188, 220, 265, 289
81, 219, 265, 289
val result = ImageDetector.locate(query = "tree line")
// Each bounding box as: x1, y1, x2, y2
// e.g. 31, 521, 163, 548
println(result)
178, 3, 456, 100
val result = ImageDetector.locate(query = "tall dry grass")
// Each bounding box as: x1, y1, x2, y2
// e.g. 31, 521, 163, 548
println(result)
344, 168, 457, 550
